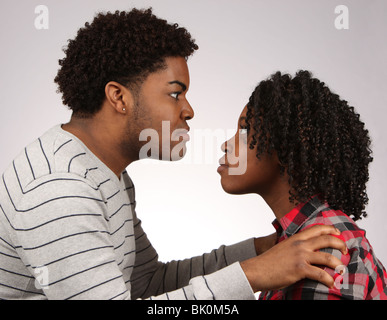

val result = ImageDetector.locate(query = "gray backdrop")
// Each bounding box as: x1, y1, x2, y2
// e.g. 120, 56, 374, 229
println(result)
1, 0, 386, 267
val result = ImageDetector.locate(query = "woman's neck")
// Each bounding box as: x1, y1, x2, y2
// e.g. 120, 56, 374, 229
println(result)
259, 175, 296, 221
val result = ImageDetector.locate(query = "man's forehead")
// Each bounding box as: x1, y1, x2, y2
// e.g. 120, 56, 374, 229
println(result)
162, 57, 190, 81
147, 57, 188, 77
168, 80, 187, 91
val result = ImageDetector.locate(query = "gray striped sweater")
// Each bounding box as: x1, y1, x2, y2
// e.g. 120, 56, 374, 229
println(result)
0, 125, 256, 300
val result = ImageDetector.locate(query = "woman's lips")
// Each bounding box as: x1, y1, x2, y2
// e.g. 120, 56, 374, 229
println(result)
218, 156, 229, 174
217, 164, 228, 174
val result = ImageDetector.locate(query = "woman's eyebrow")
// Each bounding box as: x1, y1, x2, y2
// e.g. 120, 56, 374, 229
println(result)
239, 116, 247, 126
168, 80, 187, 92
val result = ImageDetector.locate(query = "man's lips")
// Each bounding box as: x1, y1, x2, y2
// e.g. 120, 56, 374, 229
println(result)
180, 132, 190, 141
172, 127, 190, 142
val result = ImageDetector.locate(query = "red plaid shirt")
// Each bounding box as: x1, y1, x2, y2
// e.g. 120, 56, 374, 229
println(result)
259, 195, 387, 300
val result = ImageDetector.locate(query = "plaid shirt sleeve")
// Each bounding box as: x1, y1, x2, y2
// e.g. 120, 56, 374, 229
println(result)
284, 229, 387, 300
259, 203, 387, 300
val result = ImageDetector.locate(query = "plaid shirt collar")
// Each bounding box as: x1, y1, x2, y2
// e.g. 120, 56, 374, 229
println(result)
273, 195, 328, 240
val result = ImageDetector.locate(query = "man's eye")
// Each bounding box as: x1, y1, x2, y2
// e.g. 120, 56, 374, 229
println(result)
170, 92, 181, 100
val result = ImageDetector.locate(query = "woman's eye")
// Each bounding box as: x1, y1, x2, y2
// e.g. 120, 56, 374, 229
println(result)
239, 128, 248, 143
240, 128, 248, 135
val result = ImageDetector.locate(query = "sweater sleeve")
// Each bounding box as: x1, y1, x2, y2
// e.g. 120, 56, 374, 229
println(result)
2, 173, 255, 300
130, 210, 257, 300
148, 262, 256, 300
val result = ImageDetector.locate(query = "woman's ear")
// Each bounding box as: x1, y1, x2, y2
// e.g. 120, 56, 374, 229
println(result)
104, 81, 135, 115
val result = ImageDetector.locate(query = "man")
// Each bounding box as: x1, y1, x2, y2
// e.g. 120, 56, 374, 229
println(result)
0, 8, 346, 300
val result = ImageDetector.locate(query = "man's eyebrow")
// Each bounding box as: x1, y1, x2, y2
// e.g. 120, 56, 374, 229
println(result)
168, 80, 187, 92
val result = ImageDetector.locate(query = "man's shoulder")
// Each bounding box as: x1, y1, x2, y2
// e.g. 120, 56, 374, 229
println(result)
3, 125, 111, 188
0, 126, 115, 212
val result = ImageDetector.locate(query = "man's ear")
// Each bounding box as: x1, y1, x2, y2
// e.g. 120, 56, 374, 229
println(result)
104, 81, 135, 115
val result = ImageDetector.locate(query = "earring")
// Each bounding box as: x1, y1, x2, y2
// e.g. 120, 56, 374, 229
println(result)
122, 108, 126, 112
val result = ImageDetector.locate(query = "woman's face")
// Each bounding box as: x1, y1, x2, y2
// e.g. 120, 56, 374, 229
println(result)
217, 106, 283, 196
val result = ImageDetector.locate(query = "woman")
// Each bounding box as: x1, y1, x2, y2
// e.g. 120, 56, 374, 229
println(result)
218, 70, 387, 299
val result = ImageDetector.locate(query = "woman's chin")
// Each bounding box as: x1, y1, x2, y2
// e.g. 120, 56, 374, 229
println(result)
220, 180, 246, 195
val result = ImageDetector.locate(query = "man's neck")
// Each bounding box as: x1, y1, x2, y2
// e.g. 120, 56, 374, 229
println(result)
62, 116, 130, 179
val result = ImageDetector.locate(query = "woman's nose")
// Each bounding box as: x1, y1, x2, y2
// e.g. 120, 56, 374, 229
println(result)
221, 139, 234, 153
221, 141, 227, 153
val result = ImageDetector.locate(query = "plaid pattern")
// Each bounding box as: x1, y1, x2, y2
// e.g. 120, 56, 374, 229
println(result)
259, 196, 387, 300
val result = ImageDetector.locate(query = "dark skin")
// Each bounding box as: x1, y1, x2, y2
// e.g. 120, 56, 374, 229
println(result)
62, 57, 194, 174
219, 106, 347, 291
219, 106, 295, 220
63, 57, 346, 292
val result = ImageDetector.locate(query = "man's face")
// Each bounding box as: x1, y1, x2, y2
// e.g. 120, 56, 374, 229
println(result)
124, 56, 194, 161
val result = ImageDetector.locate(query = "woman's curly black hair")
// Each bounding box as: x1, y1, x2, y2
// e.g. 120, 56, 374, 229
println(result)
54, 8, 198, 117
245, 70, 373, 221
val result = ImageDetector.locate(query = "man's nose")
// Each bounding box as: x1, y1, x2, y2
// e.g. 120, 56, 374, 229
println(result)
181, 100, 194, 120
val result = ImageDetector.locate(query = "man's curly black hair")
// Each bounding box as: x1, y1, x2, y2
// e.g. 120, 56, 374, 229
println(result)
54, 8, 198, 117
245, 70, 373, 221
